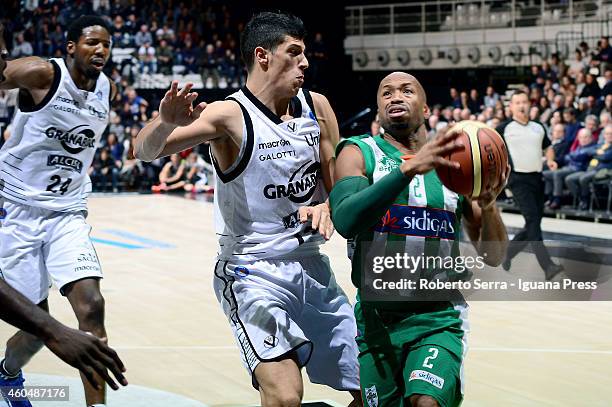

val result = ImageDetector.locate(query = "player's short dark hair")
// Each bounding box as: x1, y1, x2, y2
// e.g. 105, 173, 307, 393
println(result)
240, 11, 306, 72
67, 15, 110, 43
510, 89, 528, 100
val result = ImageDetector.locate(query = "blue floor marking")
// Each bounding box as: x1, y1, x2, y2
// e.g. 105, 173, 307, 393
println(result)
102, 229, 176, 248
91, 237, 146, 249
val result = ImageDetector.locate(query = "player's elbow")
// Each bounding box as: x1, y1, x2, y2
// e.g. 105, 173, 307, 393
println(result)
329, 188, 363, 239
133, 142, 154, 162
132, 146, 148, 162
333, 221, 354, 240
330, 203, 352, 239
330, 209, 361, 239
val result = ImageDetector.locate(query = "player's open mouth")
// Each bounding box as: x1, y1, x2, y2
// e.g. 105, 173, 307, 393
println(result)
91, 59, 105, 69
388, 106, 407, 117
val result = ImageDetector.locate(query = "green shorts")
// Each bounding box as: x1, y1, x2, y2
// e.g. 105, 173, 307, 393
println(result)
355, 301, 469, 407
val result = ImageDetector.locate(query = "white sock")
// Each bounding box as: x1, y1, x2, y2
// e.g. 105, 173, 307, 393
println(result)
0, 359, 19, 378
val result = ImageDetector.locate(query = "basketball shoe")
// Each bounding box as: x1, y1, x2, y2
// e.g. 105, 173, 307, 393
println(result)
0, 360, 32, 407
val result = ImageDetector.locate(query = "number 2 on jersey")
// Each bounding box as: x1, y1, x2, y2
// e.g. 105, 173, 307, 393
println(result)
422, 347, 439, 369
46, 175, 72, 195
412, 176, 422, 198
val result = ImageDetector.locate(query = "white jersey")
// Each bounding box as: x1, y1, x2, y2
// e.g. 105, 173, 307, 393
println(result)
0, 58, 111, 212
214, 87, 326, 261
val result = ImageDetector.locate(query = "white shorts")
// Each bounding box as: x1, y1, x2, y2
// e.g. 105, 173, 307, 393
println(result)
213, 250, 360, 391
0, 199, 102, 304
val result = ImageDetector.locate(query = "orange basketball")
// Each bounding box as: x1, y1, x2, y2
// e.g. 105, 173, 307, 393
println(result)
435, 120, 508, 198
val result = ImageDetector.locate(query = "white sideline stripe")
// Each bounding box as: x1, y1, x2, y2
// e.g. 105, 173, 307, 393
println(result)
307, 401, 344, 407
4, 373, 209, 406
244, 401, 343, 407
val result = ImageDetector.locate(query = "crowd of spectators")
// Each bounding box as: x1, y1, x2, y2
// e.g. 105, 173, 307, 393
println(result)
0, 0, 249, 193
0, 1, 332, 195
0, 2, 609, 207
1, 0, 248, 87
418, 37, 612, 211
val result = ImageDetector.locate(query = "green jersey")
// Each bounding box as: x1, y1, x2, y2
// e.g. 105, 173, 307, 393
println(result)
339, 134, 470, 407
339, 134, 466, 300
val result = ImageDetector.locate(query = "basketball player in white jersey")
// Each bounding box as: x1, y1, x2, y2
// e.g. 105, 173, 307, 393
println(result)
0, 16, 116, 407
135, 11, 361, 407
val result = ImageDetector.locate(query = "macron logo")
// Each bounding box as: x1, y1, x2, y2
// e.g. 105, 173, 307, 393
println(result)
409, 370, 445, 389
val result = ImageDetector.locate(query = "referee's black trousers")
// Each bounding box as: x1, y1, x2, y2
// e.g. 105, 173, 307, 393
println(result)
506, 171, 554, 270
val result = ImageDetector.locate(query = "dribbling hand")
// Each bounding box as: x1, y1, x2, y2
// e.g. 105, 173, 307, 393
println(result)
159, 81, 207, 127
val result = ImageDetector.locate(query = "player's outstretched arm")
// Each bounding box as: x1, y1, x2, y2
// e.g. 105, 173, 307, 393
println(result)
0, 279, 128, 390
134, 81, 237, 161
0, 56, 53, 91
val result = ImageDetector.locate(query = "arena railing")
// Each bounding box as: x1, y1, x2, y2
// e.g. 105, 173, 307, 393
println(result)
346, 0, 612, 35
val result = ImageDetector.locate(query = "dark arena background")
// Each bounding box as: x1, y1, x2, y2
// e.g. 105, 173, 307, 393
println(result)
0, 1, 611, 406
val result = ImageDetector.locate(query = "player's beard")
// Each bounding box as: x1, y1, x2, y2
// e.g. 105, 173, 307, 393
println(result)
380, 116, 424, 139
85, 66, 102, 80
380, 118, 425, 152
71, 54, 104, 82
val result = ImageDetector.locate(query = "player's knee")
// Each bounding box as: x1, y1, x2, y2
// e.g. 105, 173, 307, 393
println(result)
267, 391, 301, 407
409, 394, 440, 407
74, 293, 105, 328
260, 383, 302, 407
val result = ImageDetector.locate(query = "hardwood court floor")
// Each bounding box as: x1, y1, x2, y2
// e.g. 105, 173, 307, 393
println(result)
1, 195, 611, 406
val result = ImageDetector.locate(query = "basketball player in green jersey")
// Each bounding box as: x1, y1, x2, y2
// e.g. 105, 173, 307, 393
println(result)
330, 72, 509, 407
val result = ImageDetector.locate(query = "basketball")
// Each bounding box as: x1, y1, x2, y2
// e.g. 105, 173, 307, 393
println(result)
436, 120, 508, 198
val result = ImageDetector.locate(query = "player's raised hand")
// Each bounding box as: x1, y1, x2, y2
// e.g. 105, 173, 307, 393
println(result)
159, 81, 207, 127
400, 126, 464, 176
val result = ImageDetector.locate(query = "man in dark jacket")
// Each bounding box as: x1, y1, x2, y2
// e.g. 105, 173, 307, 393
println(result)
565, 124, 612, 209
544, 128, 597, 209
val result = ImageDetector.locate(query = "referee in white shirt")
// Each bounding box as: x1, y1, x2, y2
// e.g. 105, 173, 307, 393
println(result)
496, 90, 564, 280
